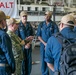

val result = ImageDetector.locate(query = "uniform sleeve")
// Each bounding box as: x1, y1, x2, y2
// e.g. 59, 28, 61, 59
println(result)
45, 36, 61, 71
45, 38, 54, 64
36, 23, 42, 37
1, 34, 15, 73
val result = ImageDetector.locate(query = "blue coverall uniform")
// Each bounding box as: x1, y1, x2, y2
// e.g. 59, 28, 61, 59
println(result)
73, 26, 76, 32
36, 20, 59, 75
45, 27, 76, 74
16, 21, 33, 75
0, 29, 15, 75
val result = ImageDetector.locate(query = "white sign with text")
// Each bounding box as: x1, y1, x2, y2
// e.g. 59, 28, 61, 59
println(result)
0, 0, 18, 18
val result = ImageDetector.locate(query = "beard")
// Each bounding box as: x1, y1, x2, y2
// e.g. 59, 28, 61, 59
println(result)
46, 19, 51, 22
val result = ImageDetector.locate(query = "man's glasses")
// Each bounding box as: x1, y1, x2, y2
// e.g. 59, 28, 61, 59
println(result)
22, 15, 27, 17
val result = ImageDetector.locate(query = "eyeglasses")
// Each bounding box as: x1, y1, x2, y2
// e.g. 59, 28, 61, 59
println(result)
22, 15, 27, 17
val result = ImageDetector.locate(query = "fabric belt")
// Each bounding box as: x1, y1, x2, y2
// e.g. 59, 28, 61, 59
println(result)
0, 63, 9, 67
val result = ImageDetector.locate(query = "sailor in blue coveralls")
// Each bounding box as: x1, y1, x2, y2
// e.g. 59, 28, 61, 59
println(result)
45, 14, 76, 75
36, 11, 59, 75
16, 11, 33, 75
0, 11, 15, 75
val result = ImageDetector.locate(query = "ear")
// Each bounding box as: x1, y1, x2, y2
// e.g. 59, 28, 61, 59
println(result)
1, 20, 3, 24
60, 23, 64, 28
1, 20, 4, 26
0, 20, 5, 28
11, 24, 14, 27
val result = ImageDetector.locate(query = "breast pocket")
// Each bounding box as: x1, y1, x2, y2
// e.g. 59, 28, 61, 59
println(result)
50, 27, 54, 33
19, 27, 25, 33
41, 28, 46, 37
19, 27, 26, 38
47, 27, 54, 37
19, 27, 25, 32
